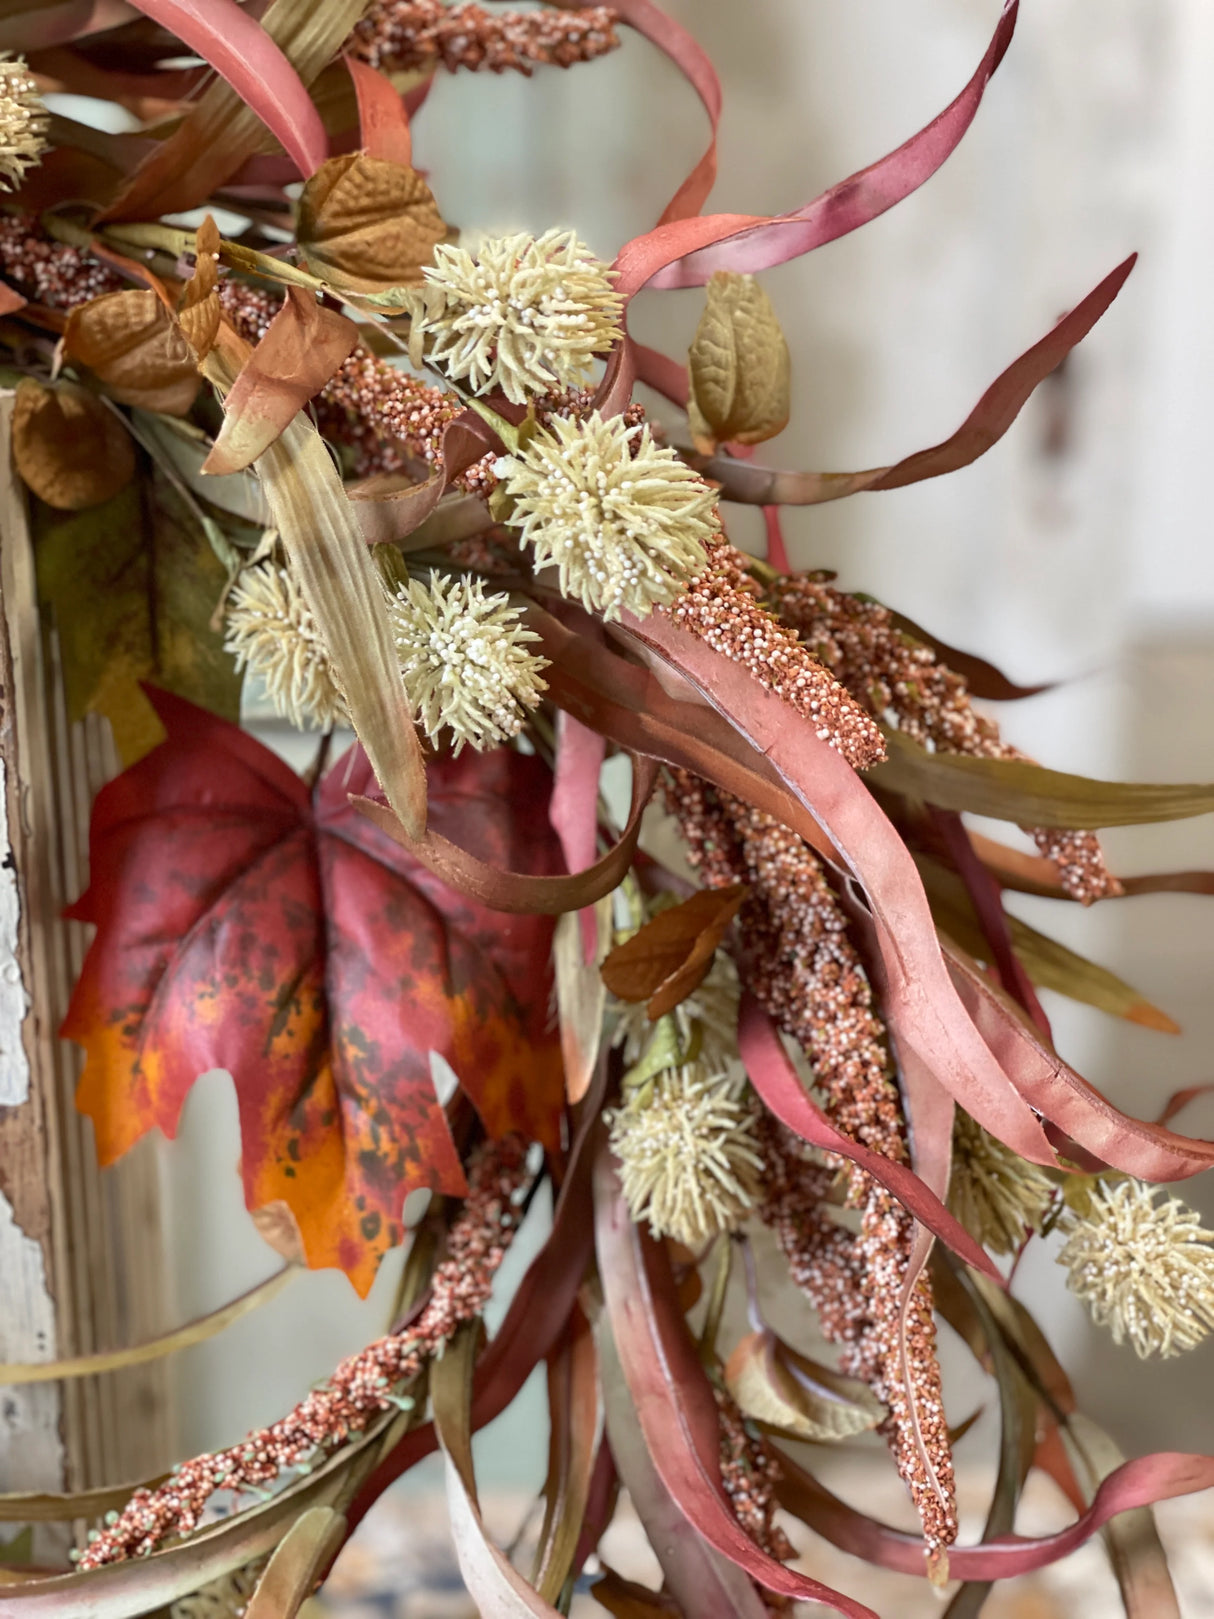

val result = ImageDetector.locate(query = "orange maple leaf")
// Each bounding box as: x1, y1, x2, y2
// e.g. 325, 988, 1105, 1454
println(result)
64, 690, 565, 1294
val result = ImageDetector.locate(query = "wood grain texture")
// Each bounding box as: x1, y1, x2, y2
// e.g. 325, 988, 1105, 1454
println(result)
0, 392, 171, 1556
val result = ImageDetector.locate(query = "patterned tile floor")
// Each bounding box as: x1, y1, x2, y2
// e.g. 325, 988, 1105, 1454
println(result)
311, 1460, 1214, 1618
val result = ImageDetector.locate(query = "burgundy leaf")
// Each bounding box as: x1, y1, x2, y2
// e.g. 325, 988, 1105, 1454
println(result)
775, 1444, 1214, 1581
351, 756, 659, 916
598, 1316, 771, 1618
944, 940, 1214, 1180
612, 0, 1018, 293
738, 996, 1000, 1280
550, 710, 607, 961
594, 1151, 880, 1619
616, 612, 1054, 1166
686, 257, 1135, 505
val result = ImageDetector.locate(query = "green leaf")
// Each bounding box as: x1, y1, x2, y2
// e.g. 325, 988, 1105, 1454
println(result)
918, 860, 1179, 1032
33, 469, 242, 765
724, 1330, 884, 1443
870, 729, 1214, 829
1063, 1414, 1182, 1619
620, 1013, 686, 1092
0, 1528, 33, 1568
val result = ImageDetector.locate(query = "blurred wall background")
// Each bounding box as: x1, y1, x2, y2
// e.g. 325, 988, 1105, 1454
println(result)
157, 0, 1214, 1486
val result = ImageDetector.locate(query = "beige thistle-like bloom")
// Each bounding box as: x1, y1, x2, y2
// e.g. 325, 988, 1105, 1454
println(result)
610, 1062, 763, 1248
1056, 1178, 1214, 1358
611, 949, 741, 1074
948, 1108, 1056, 1256
224, 561, 348, 730
404, 229, 623, 403
499, 410, 720, 620
388, 572, 548, 752
0, 55, 47, 191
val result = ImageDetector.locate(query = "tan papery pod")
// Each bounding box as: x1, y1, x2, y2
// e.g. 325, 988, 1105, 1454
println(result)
64, 288, 200, 416
687, 271, 791, 453
12, 378, 135, 510
724, 1329, 884, 1442
296, 153, 446, 294
178, 215, 222, 361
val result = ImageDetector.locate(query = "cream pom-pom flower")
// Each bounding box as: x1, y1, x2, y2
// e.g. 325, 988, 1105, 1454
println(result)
0, 55, 47, 191
948, 1109, 1055, 1257
1056, 1178, 1214, 1358
404, 228, 623, 403
498, 410, 720, 621
611, 949, 741, 1075
609, 1063, 762, 1248
224, 561, 347, 731
389, 572, 548, 753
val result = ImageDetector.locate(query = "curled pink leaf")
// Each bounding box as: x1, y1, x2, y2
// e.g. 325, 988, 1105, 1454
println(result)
594, 1152, 880, 1619
612, 0, 1018, 296
944, 941, 1214, 1181
738, 995, 1000, 1280
122, 0, 328, 180
776, 1444, 1214, 1581
615, 612, 1054, 1167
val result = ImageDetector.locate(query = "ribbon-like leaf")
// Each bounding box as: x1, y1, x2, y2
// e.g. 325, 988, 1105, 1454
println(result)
738, 996, 1000, 1280
103, 0, 364, 222
874, 728, 1214, 829
598, 1315, 771, 1618
433, 1325, 565, 1618
594, 1152, 880, 1618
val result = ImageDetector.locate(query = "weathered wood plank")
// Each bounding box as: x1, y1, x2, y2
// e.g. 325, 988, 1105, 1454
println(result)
0, 392, 170, 1557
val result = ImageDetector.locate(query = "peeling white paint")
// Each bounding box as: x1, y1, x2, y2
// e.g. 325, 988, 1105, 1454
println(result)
0, 757, 29, 1107
0, 1190, 62, 1492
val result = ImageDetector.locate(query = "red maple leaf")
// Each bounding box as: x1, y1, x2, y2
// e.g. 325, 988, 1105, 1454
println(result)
64, 690, 565, 1293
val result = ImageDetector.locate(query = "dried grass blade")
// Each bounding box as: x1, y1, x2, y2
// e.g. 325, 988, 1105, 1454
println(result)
1064, 1414, 1183, 1619
203, 323, 426, 837
0, 1267, 293, 1385
259, 415, 428, 838
103, 0, 367, 222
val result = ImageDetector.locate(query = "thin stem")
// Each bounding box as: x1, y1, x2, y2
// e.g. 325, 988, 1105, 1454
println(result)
698, 1234, 734, 1359
304, 730, 334, 793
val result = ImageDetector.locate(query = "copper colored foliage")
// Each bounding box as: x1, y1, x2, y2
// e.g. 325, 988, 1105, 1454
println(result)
63, 287, 200, 415
662, 542, 886, 774
601, 884, 746, 1017
772, 575, 1121, 904
77, 1137, 530, 1569
296, 153, 446, 294
351, 0, 621, 77
0, 228, 641, 510
11, 377, 135, 509
666, 769, 958, 1553
218, 278, 493, 489
219, 284, 647, 502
